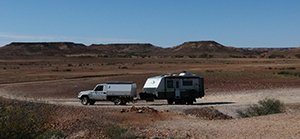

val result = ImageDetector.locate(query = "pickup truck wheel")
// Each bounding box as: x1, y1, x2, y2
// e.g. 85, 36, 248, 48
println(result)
81, 96, 89, 105
120, 101, 126, 105
114, 98, 122, 105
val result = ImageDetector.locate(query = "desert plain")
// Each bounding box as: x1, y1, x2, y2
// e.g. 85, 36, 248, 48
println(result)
1, 55, 300, 138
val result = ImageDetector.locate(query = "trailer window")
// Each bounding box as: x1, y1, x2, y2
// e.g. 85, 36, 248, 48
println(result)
167, 80, 173, 88
95, 86, 103, 91
183, 80, 193, 86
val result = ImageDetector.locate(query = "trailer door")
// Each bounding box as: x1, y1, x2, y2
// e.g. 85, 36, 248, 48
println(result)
174, 79, 181, 99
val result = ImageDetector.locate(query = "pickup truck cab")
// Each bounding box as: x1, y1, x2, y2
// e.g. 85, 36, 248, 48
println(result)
78, 82, 137, 105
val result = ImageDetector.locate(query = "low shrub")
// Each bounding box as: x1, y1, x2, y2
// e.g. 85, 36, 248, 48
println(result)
0, 98, 64, 139
199, 53, 208, 58
38, 129, 64, 139
286, 67, 296, 70
121, 66, 128, 69
277, 71, 300, 77
237, 98, 285, 118
104, 124, 136, 139
63, 69, 72, 72
268, 54, 285, 58
205, 69, 214, 73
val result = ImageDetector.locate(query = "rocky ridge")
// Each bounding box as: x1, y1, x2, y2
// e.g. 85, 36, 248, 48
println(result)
0, 41, 299, 58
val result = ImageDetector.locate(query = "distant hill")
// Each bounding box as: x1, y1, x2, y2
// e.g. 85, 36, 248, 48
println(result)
168, 41, 246, 58
88, 43, 166, 57
0, 41, 299, 58
0, 42, 88, 56
171, 41, 233, 52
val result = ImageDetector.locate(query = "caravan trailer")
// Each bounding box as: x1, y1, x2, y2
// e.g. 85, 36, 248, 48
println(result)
139, 73, 204, 104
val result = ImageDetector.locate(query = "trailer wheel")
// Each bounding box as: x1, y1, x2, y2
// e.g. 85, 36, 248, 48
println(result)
114, 98, 123, 105
186, 97, 194, 105
180, 99, 186, 104
81, 96, 89, 105
167, 98, 174, 104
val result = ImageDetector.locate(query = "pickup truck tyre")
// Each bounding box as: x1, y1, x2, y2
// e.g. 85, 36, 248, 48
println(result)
114, 98, 123, 105
81, 96, 90, 105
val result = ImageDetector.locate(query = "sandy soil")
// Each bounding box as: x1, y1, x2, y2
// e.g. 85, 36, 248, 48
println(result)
1, 84, 300, 138
2, 86, 299, 117
1, 57, 300, 138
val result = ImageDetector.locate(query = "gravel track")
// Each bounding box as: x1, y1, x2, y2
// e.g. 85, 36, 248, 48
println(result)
1, 84, 300, 138
1, 86, 300, 118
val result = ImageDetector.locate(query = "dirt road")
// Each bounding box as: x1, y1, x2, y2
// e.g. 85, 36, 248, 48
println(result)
1, 85, 299, 118
1, 82, 300, 138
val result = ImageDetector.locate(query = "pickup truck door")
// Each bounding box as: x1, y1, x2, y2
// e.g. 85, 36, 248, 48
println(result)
92, 85, 107, 100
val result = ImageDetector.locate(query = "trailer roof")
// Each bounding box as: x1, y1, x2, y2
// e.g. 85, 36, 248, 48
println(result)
149, 73, 203, 79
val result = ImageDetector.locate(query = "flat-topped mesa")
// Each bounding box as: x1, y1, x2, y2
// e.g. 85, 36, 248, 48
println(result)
1, 41, 299, 58
7, 42, 86, 50
88, 43, 165, 55
1, 42, 88, 56
171, 41, 235, 52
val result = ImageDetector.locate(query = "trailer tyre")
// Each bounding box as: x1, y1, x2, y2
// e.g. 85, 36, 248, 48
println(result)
187, 97, 194, 105
167, 98, 174, 104
81, 96, 89, 105
180, 99, 186, 104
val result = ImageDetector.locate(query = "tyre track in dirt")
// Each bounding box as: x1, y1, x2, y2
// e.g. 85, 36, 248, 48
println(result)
1, 82, 299, 118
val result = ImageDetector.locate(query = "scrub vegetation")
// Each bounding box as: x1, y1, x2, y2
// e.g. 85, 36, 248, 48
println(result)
0, 97, 64, 139
237, 98, 285, 118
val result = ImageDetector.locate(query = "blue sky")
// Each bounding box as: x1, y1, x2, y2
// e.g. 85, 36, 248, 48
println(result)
0, 0, 299, 48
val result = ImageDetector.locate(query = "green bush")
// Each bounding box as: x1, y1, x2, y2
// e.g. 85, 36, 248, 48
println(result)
237, 98, 285, 118
205, 69, 214, 72
287, 67, 296, 70
104, 124, 136, 139
38, 129, 64, 139
0, 98, 64, 139
277, 71, 300, 77
63, 69, 72, 72
268, 54, 285, 58
199, 53, 208, 58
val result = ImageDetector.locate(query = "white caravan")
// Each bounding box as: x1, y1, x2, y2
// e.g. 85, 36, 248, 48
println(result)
140, 73, 204, 104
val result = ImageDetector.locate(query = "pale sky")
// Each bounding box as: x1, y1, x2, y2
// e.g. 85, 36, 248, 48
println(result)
0, 0, 299, 48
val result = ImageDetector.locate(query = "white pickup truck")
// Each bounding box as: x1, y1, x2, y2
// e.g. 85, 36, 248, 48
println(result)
78, 82, 137, 105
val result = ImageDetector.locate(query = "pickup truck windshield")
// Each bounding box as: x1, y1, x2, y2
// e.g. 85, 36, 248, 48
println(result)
95, 86, 103, 91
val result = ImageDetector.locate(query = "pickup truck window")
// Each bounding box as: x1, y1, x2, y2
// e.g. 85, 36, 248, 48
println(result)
95, 86, 103, 91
